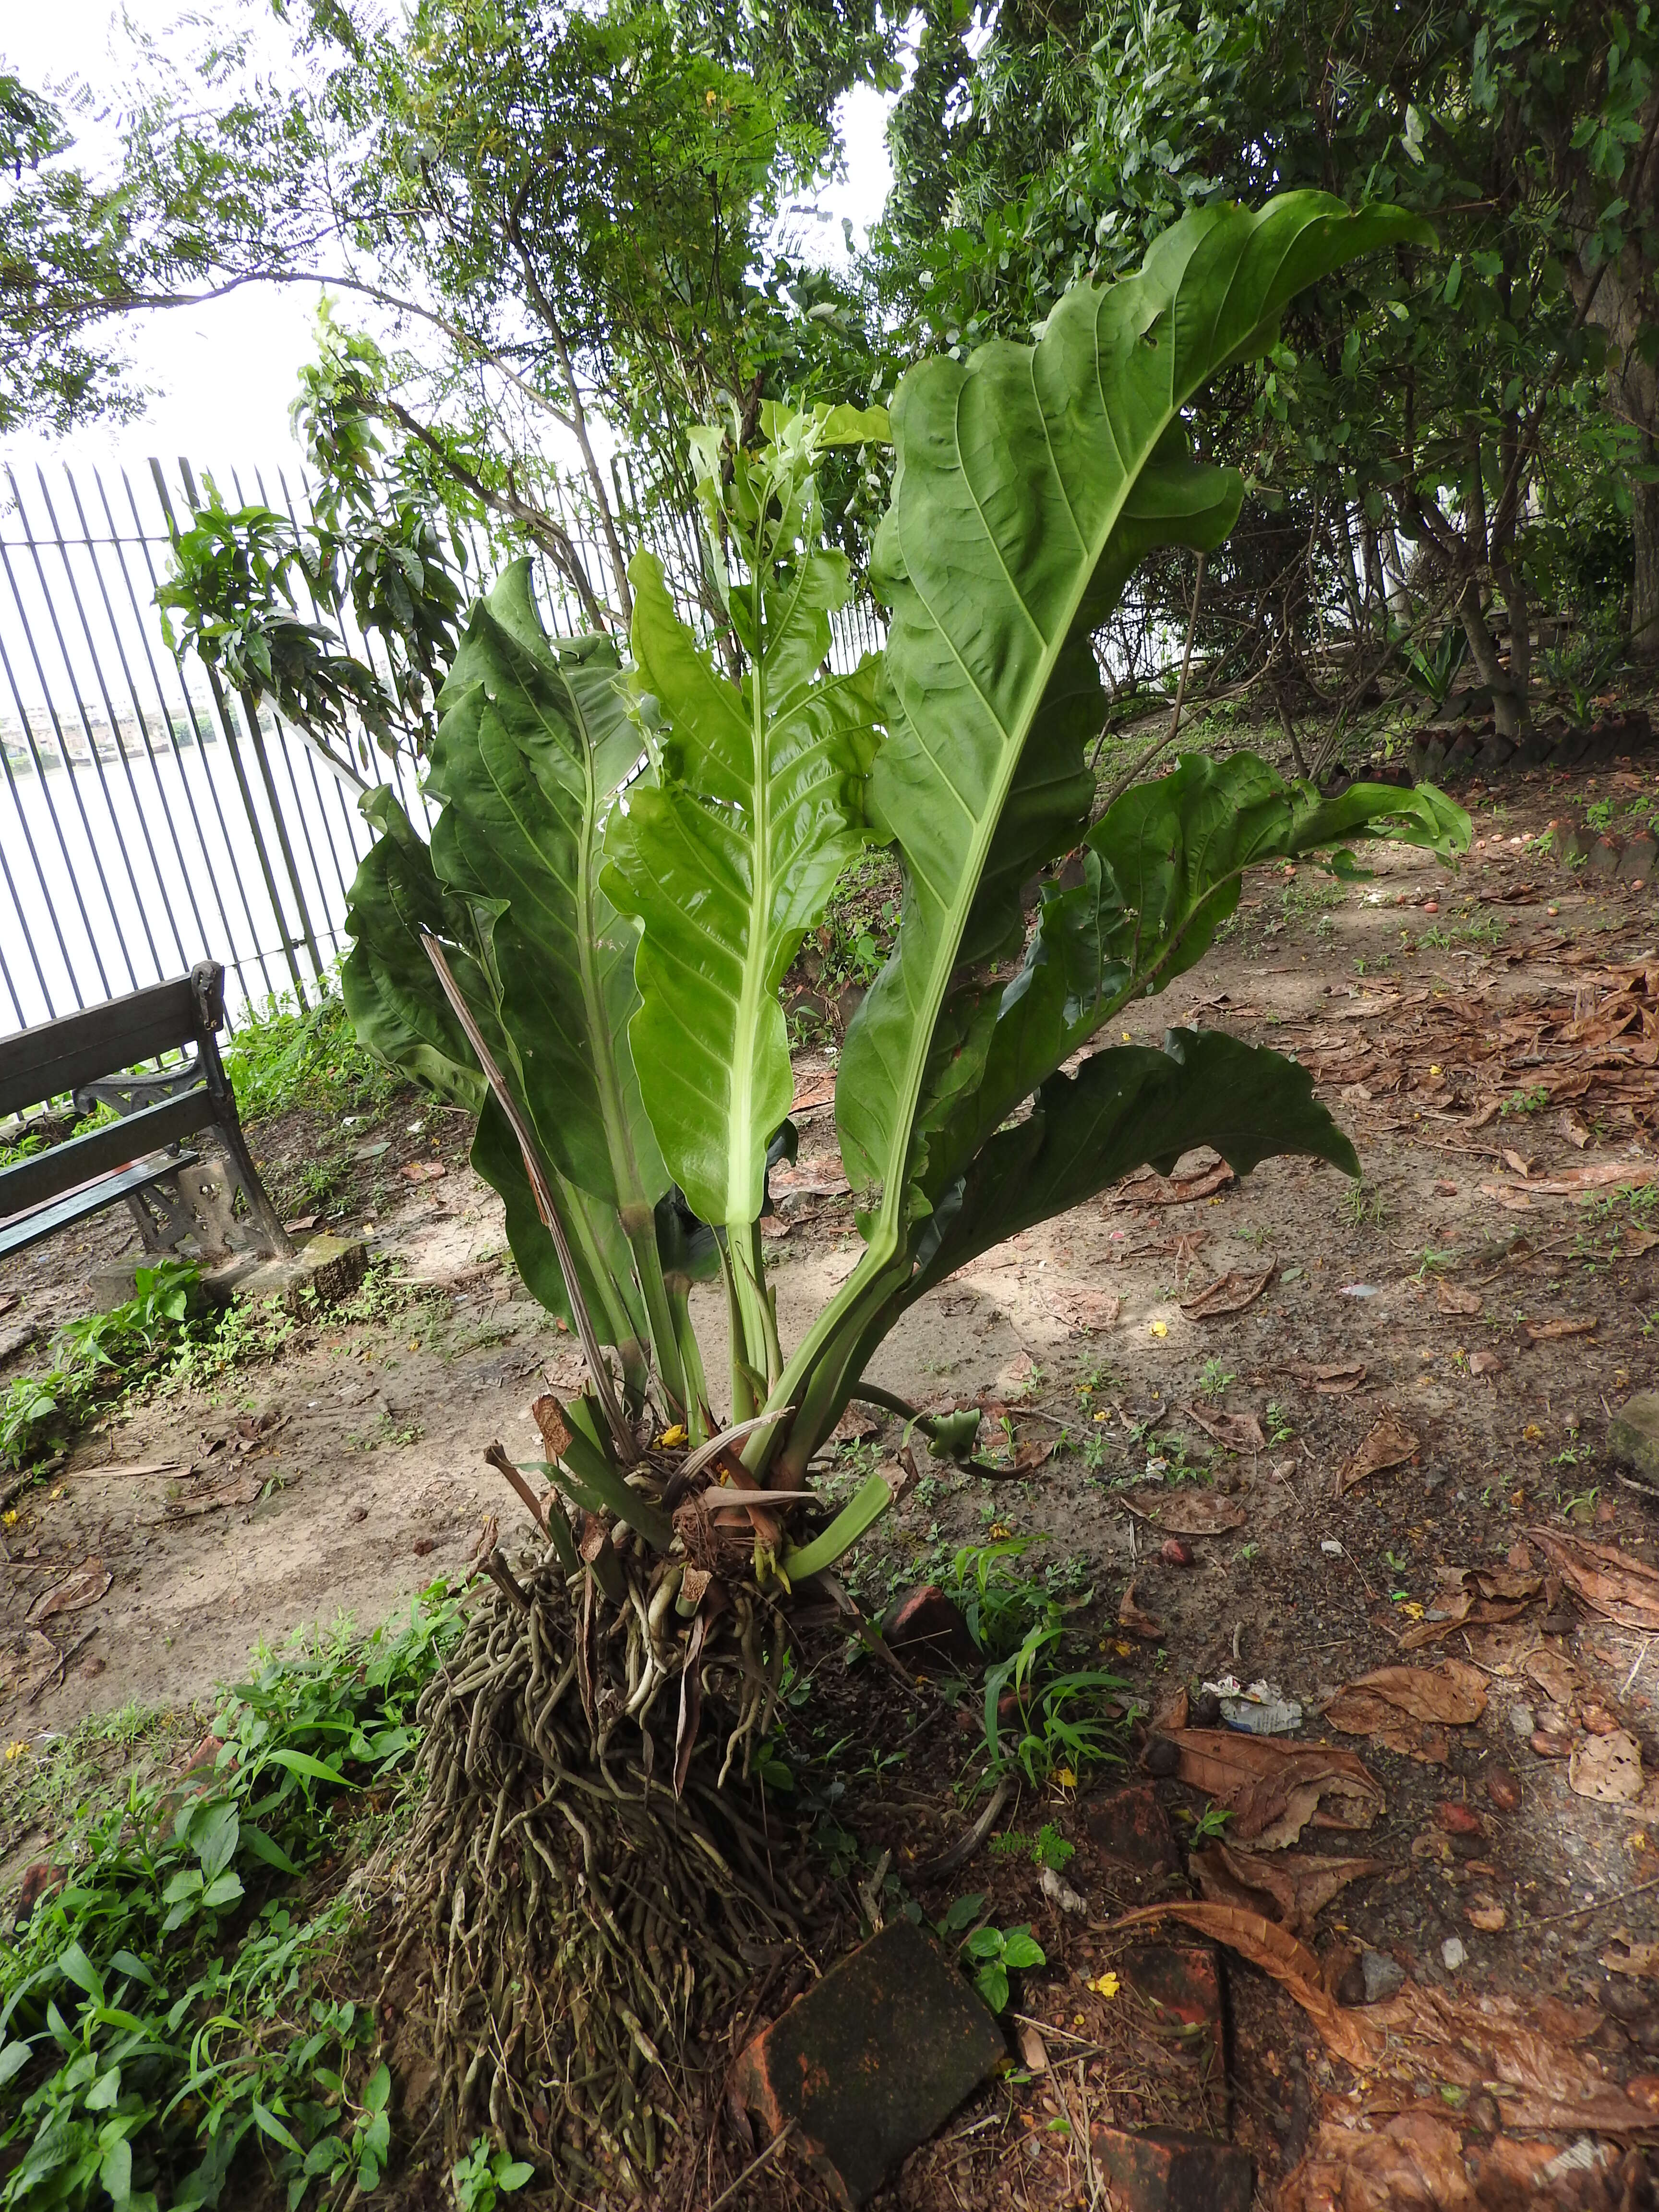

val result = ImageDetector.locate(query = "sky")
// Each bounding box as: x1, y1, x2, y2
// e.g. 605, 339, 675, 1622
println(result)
1, 4, 901, 479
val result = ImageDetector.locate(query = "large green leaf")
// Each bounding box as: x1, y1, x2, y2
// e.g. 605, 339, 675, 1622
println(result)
835, 194, 1431, 1243
340, 786, 496, 1113
920, 755, 1469, 1198
428, 558, 665, 1220
607, 547, 882, 1226
907, 1027, 1357, 1302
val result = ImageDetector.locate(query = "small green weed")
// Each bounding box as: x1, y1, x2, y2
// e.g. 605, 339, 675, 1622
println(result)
1197, 1358, 1234, 1401
0, 1261, 200, 1474
989, 1824, 1075, 1873
1339, 1180, 1387, 1229
452, 2136, 535, 2211
1500, 1086, 1551, 1118
932, 1895, 1045, 2014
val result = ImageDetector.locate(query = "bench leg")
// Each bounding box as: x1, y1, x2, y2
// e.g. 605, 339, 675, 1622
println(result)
208, 1118, 296, 1260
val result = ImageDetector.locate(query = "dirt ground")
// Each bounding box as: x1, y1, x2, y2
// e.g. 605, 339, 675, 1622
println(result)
5, 756, 1659, 2207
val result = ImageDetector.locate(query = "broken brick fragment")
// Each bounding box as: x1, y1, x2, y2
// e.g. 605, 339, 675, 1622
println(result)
1094, 2125, 1253, 2212
731, 1917, 1004, 2208
879, 1584, 980, 1673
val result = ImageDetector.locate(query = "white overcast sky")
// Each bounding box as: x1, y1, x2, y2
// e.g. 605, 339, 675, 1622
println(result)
1, 1, 900, 477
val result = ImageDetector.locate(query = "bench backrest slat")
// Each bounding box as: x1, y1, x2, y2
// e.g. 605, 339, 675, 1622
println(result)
0, 976, 212, 1120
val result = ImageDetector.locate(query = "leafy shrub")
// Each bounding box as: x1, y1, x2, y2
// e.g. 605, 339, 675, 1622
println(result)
223, 988, 395, 1126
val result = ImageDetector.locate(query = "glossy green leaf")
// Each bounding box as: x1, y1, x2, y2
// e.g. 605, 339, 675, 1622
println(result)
608, 547, 881, 1226
908, 1027, 1358, 1301
837, 193, 1433, 1242
921, 755, 1468, 1198
780, 1468, 894, 1581
427, 557, 665, 1215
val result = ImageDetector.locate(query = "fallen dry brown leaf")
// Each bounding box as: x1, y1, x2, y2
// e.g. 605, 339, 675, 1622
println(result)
1528, 1526, 1659, 1630
1180, 1403, 1266, 1453
1521, 1644, 1580, 1706
1284, 1358, 1367, 1394
1480, 1161, 1659, 1200
1601, 1938, 1659, 1977
1524, 1315, 1597, 1342
1569, 1729, 1645, 1805
1119, 1485, 1248, 1536
1190, 1841, 1388, 1938
1118, 1579, 1163, 1640
1163, 1728, 1384, 1847
400, 1159, 446, 1182
1323, 1659, 1485, 1765
1335, 1413, 1419, 1494
1467, 1350, 1502, 1377
789, 1068, 837, 1116
1049, 1286, 1121, 1333
1435, 1279, 1483, 1316
1112, 1899, 1377, 2068
1180, 1263, 1275, 1319
1156, 1913, 1659, 2144
27, 1561, 112, 1623
165, 1471, 264, 1519
1114, 1158, 1235, 1208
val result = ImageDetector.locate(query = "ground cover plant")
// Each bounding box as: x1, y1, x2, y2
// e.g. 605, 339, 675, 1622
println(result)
0, 1595, 458, 2212
330, 190, 1472, 2195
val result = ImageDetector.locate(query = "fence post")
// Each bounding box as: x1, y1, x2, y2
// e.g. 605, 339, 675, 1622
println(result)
150, 460, 318, 1010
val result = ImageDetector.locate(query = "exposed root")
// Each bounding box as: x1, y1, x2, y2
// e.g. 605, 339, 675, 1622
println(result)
400, 1540, 817, 2202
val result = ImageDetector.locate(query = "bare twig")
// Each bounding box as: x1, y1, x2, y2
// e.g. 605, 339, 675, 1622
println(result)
705, 2123, 795, 2212
1526, 1875, 1659, 1927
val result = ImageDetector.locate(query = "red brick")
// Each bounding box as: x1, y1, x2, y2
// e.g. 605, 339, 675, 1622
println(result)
1084, 1780, 1178, 1872
731, 1917, 1005, 2207
1095, 2125, 1252, 2212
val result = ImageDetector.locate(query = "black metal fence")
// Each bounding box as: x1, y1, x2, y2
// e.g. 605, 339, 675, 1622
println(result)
0, 457, 885, 1043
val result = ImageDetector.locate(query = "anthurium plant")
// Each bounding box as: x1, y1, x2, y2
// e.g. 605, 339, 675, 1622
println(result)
344, 192, 1467, 1791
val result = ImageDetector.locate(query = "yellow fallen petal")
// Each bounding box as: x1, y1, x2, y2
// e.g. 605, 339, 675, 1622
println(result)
1087, 1972, 1120, 1999
1055, 1766, 1077, 1789
1150, 1320, 1168, 1339
658, 1424, 688, 1449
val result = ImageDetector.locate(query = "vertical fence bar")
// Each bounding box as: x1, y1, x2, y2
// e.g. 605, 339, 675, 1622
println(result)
5, 467, 161, 984
102, 466, 267, 1011
37, 466, 191, 976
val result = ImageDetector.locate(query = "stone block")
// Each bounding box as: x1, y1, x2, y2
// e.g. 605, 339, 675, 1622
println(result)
879, 1585, 980, 1673
1610, 1392, 1659, 1492
1587, 834, 1622, 877
731, 1917, 1004, 2208
1619, 832, 1659, 885
231, 1233, 368, 1318
1094, 2126, 1253, 2212
1084, 1780, 1178, 1873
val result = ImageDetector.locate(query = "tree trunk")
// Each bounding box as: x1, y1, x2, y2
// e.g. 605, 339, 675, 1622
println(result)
1457, 576, 1524, 742
1634, 447, 1659, 661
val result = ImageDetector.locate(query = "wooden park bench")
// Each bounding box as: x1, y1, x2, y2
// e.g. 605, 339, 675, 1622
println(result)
0, 962, 293, 1265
